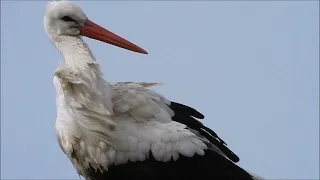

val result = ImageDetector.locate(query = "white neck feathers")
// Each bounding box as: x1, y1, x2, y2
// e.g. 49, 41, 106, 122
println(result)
53, 35, 116, 149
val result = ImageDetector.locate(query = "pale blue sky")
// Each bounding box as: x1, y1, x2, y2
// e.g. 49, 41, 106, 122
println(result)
1, 1, 319, 179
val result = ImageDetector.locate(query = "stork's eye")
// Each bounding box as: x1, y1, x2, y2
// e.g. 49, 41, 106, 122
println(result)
61, 16, 76, 22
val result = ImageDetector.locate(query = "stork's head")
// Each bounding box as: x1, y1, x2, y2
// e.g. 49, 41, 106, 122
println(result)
44, 0, 147, 54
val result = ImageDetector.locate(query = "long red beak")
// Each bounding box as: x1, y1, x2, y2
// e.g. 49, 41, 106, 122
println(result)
80, 20, 148, 54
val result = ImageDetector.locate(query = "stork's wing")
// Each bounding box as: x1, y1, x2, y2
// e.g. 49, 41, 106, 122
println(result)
110, 82, 239, 163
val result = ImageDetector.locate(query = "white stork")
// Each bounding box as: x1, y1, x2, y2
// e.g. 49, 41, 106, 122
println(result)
45, 1, 264, 180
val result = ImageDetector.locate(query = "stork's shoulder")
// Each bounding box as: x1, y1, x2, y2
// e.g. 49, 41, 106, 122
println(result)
110, 82, 174, 123
110, 81, 167, 104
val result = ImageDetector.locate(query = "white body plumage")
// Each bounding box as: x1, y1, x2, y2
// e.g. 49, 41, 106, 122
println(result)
54, 70, 208, 178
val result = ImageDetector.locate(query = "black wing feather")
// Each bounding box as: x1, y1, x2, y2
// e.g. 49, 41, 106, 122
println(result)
169, 101, 240, 163
169, 102, 205, 119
